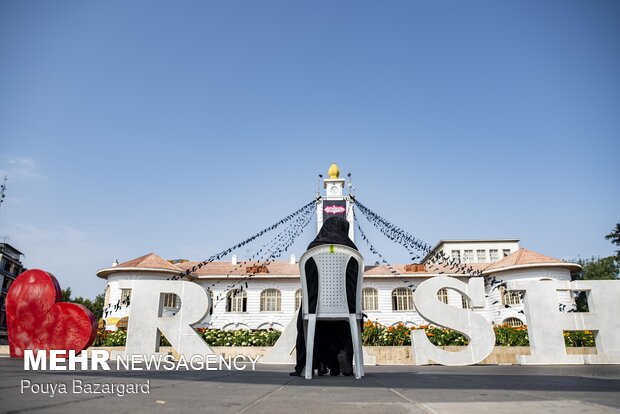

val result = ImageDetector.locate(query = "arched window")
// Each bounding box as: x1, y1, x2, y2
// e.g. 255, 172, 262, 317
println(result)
162, 293, 178, 308
104, 285, 110, 308
363, 287, 379, 311
260, 289, 281, 312
226, 289, 247, 313
392, 287, 413, 311
437, 288, 449, 304
503, 317, 524, 327
207, 289, 214, 314
120, 288, 131, 304
461, 294, 471, 309
294, 289, 302, 310
500, 285, 521, 305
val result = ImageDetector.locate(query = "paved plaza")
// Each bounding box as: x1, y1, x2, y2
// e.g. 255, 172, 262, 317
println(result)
1, 357, 620, 414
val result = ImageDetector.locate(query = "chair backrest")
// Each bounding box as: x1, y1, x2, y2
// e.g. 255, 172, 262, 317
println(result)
299, 244, 365, 317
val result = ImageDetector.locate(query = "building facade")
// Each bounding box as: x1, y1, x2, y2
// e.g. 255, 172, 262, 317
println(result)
96, 164, 581, 331
0, 243, 25, 335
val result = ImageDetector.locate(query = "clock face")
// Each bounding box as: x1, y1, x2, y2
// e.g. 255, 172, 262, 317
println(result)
330, 186, 339, 194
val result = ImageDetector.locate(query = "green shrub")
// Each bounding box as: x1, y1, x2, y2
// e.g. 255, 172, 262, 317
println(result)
103, 329, 127, 346
424, 326, 470, 346
362, 321, 469, 346
564, 330, 595, 347
91, 322, 595, 348
195, 328, 281, 346
94, 328, 280, 347
93, 329, 109, 347
494, 324, 529, 346
362, 321, 594, 347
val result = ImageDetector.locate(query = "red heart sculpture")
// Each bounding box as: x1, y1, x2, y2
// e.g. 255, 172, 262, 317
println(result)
6, 269, 97, 358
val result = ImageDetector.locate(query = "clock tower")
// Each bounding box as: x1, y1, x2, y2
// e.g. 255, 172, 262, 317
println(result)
317, 162, 355, 242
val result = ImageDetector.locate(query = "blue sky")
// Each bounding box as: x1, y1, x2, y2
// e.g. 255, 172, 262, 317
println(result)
1, 0, 618, 298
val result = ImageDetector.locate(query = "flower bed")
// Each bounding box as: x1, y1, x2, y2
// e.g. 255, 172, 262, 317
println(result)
195, 328, 281, 346
94, 329, 127, 346
94, 328, 281, 347
93, 322, 594, 347
361, 321, 595, 347
362, 321, 470, 346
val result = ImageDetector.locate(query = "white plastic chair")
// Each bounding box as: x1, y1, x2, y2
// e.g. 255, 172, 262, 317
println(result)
299, 244, 365, 379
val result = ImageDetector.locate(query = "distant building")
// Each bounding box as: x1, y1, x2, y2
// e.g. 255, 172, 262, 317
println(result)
96, 164, 581, 331
0, 243, 25, 334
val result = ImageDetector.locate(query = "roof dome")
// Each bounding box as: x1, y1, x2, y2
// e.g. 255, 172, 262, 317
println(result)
327, 162, 340, 179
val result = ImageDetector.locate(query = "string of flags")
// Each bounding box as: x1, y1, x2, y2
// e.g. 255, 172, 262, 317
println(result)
203, 204, 314, 298
170, 199, 317, 281
352, 200, 530, 318
103, 198, 318, 317
352, 197, 483, 276
354, 217, 415, 290
101, 193, 574, 322
352, 196, 431, 255
208, 204, 315, 311
0, 176, 7, 206
103, 295, 131, 318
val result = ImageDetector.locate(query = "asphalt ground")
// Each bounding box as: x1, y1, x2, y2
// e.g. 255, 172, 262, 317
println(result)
1, 357, 619, 414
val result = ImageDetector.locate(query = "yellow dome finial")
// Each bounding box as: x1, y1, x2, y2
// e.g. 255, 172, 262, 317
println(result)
327, 162, 340, 179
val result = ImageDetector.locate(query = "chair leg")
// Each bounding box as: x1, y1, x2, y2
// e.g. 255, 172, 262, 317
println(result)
305, 315, 316, 380
302, 318, 308, 370
348, 315, 362, 379
356, 319, 365, 376
355, 321, 366, 377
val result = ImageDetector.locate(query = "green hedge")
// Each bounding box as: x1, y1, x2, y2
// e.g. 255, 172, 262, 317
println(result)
94, 328, 281, 347
94, 329, 127, 347
93, 322, 595, 348
362, 321, 595, 347
196, 328, 281, 346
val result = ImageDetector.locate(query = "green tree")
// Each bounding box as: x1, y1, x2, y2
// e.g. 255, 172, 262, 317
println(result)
573, 256, 619, 281
605, 223, 620, 261
90, 293, 105, 319
572, 257, 619, 311
60, 288, 105, 319
569, 225, 620, 311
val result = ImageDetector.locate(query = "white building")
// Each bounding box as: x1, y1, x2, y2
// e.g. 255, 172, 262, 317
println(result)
1, 243, 25, 335
96, 163, 581, 331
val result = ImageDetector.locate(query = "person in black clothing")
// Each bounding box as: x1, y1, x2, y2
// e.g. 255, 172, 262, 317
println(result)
290, 216, 361, 377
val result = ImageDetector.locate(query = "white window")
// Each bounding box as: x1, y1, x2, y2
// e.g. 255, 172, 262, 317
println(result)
362, 287, 378, 311
476, 250, 486, 263
104, 286, 111, 307
226, 289, 247, 312
260, 289, 281, 312
502, 249, 511, 258
437, 288, 449, 304
500, 285, 521, 305
120, 289, 131, 304
207, 289, 214, 314
451, 250, 461, 261
463, 250, 474, 262
461, 295, 471, 309
489, 249, 499, 262
392, 288, 414, 311
162, 293, 177, 308
503, 317, 524, 327
294, 289, 302, 310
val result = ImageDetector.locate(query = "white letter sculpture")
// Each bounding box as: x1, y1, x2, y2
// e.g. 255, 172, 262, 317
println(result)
412, 277, 495, 365
120, 280, 215, 358
507, 280, 620, 364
